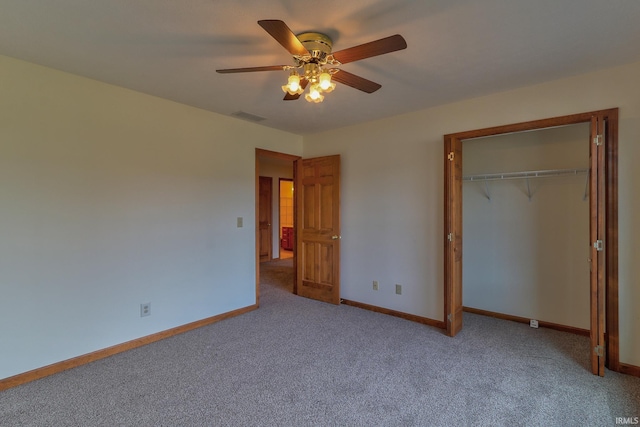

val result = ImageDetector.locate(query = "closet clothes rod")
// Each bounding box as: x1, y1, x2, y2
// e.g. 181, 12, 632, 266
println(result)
462, 168, 588, 182
463, 168, 589, 202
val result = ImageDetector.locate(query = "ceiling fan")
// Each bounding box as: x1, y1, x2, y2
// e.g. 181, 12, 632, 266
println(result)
216, 20, 407, 103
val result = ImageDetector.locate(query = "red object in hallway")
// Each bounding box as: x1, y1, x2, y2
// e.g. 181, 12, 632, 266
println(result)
281, 227, 293, 250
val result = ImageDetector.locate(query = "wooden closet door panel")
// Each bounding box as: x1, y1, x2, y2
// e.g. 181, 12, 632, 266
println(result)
444, 136, 463, 337
589, 115, 606, 376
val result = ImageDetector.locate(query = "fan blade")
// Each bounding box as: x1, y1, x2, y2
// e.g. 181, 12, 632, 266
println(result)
258, 20, 309, 57
216, 65, 287, 73
332, 70, 381, 93
283, 80, 309, 101
332, 34, 407, 64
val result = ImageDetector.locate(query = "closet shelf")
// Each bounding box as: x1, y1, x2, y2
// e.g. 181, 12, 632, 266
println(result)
463, 168, 589, 202
463, 168, 588, 182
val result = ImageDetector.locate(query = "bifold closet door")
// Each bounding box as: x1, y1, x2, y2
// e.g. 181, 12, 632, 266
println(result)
589, 115, 606, 377
444, 136, 463, 337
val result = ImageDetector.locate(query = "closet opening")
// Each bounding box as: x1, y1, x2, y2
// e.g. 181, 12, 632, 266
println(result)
443, 109, 619, 376
462, 122, 591, 337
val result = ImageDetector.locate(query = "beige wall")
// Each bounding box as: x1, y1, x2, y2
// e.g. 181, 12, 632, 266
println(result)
303, 60, 640, 367
0, 55, 302, 379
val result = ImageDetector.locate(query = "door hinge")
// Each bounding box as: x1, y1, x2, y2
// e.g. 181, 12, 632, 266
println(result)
447, 313, 452, 323
447, 232, 453, 242
593, 134, 603, 146
594, 345, 604, 357
447, 152, 454, 161
593, 240, 604, 251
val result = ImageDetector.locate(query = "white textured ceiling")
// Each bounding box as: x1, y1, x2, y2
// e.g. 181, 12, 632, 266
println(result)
1, 1, 639, 135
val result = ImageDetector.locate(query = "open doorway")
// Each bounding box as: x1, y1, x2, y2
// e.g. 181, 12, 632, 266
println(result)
255, 149, 300, 305
279, 179, 294, 260
256, 149, 342, 307
444, 109, 619, 376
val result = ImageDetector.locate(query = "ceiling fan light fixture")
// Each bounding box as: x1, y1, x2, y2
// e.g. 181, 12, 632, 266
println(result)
282, 71, 304, 95
305, 83, 324, 103
318, 70, 335, 92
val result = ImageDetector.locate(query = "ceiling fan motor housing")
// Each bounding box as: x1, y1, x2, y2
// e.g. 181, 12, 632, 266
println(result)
296, 32, 333, 63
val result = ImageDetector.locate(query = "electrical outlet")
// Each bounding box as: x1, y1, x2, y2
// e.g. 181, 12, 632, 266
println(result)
530, 319, 539, 328
237, 217, 243, 228
140, 303, 151, 317
372, 280, 379, 291
395, 284, 402, 295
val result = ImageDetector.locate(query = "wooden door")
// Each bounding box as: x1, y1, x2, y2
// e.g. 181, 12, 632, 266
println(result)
295, 155, 341, 304
444, 136, 463, 336
589, 116, 606, 376
258, 176, 272, 262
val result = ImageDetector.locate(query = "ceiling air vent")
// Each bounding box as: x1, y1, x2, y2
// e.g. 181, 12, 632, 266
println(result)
231, 111, 266, 123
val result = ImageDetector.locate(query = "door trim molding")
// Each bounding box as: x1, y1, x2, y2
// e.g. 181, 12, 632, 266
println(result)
443, 108, 619, 372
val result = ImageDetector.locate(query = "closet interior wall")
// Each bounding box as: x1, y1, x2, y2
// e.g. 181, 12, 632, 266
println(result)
462, 123, 590, 329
